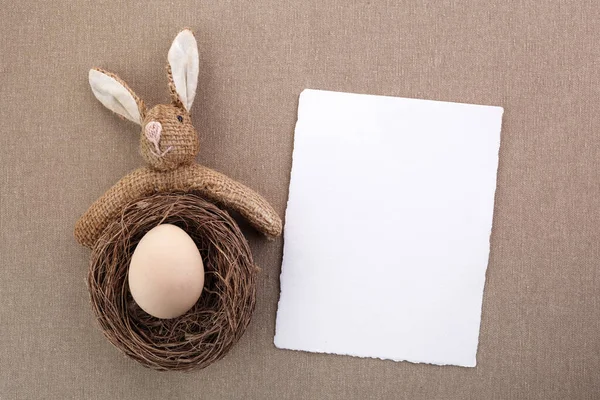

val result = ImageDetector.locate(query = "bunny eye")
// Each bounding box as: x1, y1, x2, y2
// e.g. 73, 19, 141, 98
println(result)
177, 115, 183, 123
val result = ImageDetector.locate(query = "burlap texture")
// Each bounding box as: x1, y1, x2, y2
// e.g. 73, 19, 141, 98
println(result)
138, 103, 201, 171
75, 164, 282, 247
167, 63, 186, 110
1, 1, 599, 399
92, 67, 148, 121
79, 57, 282, 246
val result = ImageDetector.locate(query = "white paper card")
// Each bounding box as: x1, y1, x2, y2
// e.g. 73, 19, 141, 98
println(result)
275, 89, 503, 367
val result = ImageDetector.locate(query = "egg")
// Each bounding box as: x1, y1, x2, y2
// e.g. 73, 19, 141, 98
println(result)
128, 224, 204, 319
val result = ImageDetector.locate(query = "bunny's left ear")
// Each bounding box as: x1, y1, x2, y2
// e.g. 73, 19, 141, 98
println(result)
89, 68, 146, 125
167, 29, 199, 111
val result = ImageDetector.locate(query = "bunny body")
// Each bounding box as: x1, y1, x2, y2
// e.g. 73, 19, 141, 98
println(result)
75, 29, 281, 248
75, 164, 282, 247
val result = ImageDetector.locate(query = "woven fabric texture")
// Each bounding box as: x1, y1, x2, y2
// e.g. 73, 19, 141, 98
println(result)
0, 1, 599, 399
75, 164, 282, 247
77, 48, 282, 246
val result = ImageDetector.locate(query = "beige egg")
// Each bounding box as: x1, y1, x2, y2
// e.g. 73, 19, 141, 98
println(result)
128, 224, 204, 319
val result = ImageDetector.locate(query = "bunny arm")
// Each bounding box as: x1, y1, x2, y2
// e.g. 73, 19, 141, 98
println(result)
74, 164, 282, 248
177, 164, 283, 239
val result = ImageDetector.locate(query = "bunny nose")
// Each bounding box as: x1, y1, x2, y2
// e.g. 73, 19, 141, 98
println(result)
145, 121, 162, 143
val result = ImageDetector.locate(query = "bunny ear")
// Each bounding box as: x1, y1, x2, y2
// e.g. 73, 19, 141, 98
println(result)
88, 68, 145, 125
167, 29, 199, 111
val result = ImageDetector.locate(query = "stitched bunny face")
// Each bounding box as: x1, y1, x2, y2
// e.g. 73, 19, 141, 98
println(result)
89, 29, 200, 172
140, 104, 199, 171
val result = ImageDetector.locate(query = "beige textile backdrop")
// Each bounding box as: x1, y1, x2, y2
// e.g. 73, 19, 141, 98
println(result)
1, 1, 599, 399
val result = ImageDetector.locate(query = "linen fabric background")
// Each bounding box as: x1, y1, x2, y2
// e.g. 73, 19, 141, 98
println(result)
0, 1, 598, 399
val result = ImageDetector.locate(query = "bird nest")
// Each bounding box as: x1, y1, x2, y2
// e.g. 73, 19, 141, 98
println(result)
88, 192, 257, 371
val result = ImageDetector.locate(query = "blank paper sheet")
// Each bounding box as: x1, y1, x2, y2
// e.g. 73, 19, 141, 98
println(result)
275, 89, 503, 367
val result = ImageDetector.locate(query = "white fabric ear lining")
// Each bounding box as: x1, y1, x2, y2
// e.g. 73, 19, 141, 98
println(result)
167, 29, 199, 111
89, 69, 142, 125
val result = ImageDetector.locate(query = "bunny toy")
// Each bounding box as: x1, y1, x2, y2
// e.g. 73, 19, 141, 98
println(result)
74, 29, 282, 247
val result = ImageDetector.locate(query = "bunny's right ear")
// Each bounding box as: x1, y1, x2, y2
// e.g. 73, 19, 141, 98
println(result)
88, 68, 146, 125
167, 29, 199, 111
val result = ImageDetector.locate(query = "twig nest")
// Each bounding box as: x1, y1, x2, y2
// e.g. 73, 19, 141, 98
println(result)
88, 193, 257, 371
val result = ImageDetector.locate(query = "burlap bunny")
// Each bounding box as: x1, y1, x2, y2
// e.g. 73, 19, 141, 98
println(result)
74, 29, 282, 247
